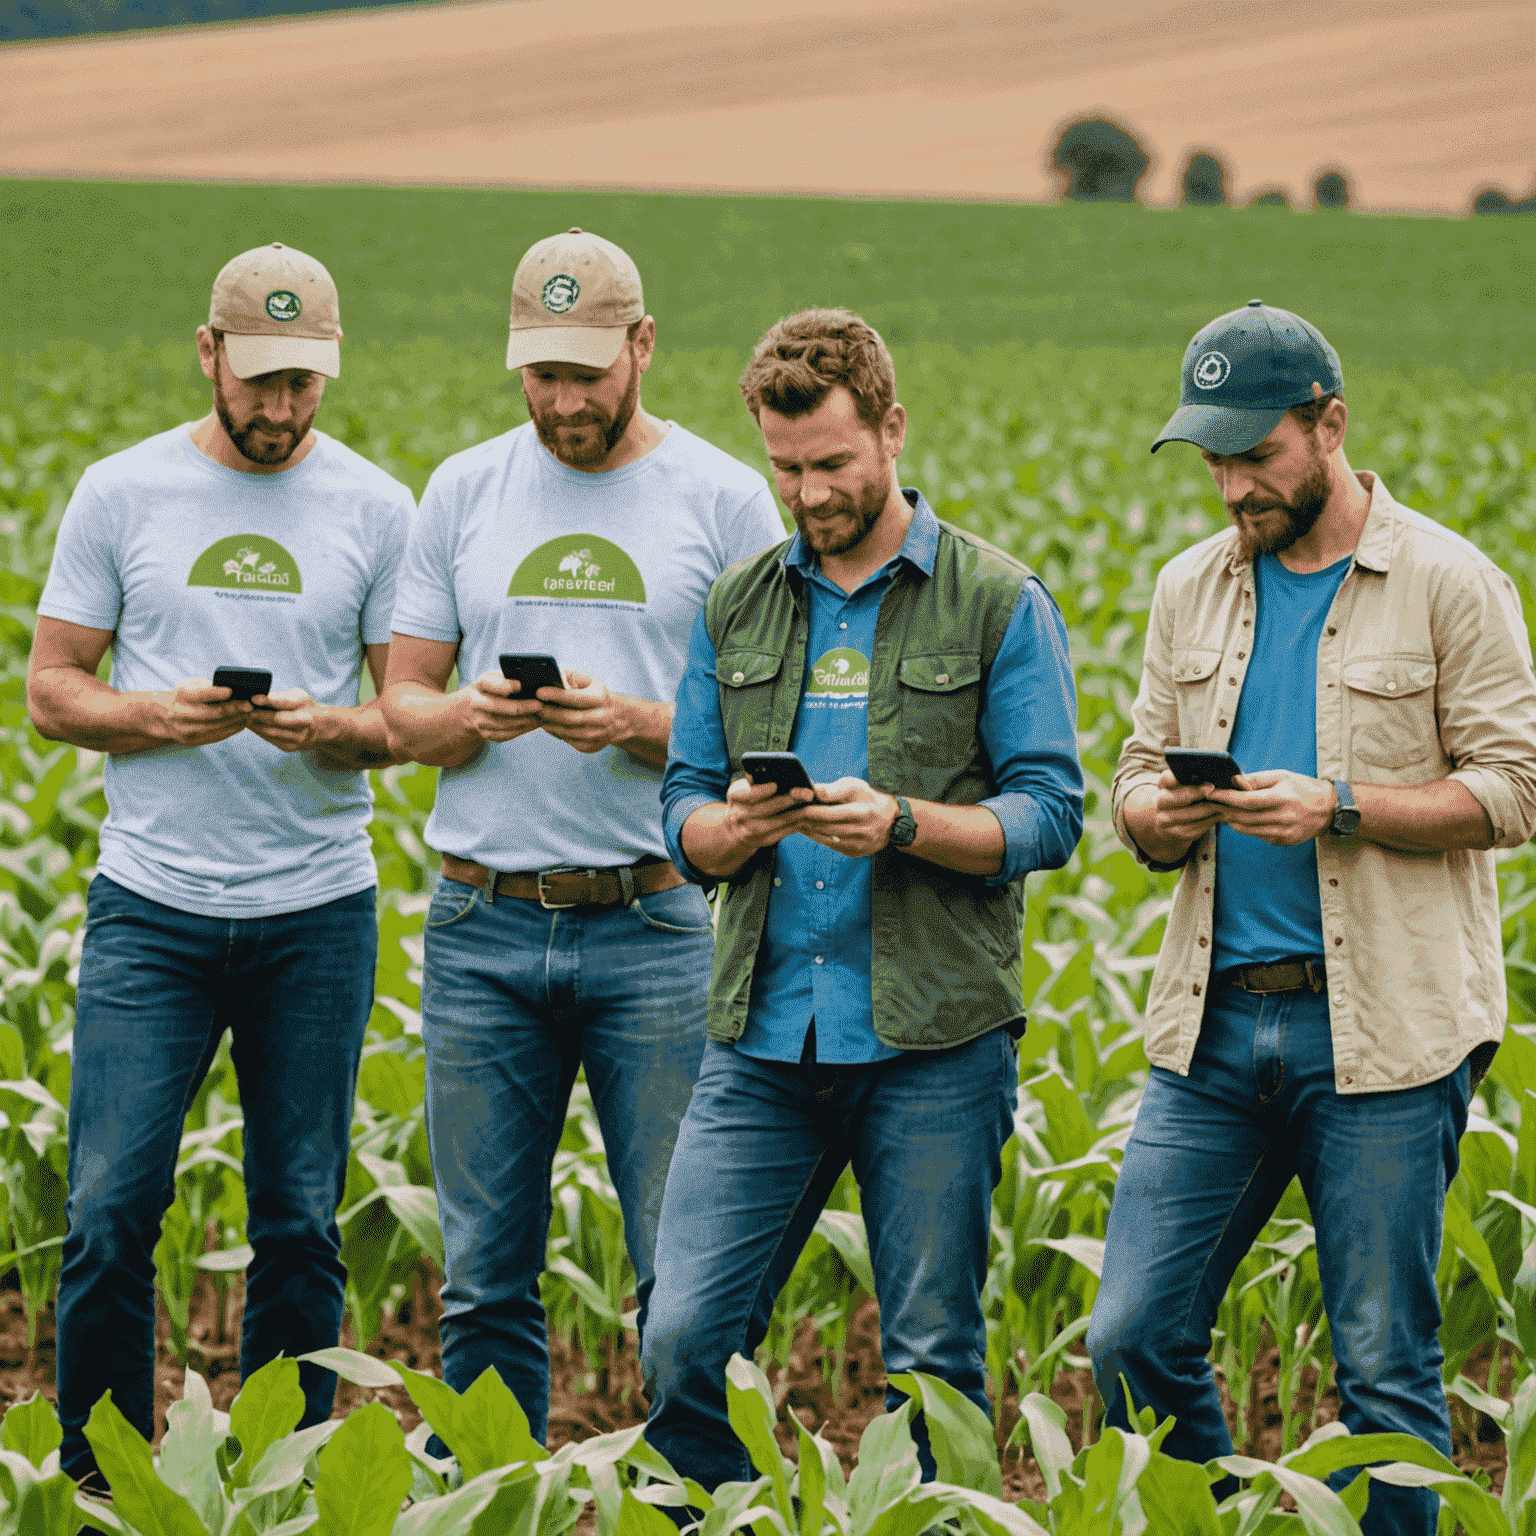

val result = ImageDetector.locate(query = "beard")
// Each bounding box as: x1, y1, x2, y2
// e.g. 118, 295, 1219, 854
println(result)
526, 346, 641, 467
1230, 454, 1333, 560
213, 373, 313, 466
789, 476, 889, 557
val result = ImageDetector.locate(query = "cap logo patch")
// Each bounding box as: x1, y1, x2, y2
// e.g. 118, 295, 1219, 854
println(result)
541, 274, 580, 314
265, 290, 302, 322
1193, 351, 1230, 390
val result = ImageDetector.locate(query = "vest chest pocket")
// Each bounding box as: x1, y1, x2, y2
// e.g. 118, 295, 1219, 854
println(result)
1172, 647, 1223, 743
717, 649, 784, 759
899, 652, 982, 766
1343, 654, 1438, 773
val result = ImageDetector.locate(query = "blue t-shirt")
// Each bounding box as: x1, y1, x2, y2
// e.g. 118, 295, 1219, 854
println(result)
37, 426, 415, 918
391, 421, 783, 869
663, 493, 1085, 1063
1212, 552, 1351, 973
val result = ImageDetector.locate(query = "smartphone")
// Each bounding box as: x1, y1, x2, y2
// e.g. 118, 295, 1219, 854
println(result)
1165, 747, 1244, 791
498, 653, 568, 695
212, 666, 272, 703
740, 751, 816, 795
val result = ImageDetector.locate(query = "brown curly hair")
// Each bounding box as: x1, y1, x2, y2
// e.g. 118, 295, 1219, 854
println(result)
738, 309, 896, 431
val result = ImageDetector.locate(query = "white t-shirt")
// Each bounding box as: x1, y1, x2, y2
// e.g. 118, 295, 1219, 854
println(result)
38, 426, 415, 918
392, 421, 783, 869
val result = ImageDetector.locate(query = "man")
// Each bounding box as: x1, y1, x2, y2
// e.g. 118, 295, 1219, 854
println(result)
644, 308, 1084, 1488
380, 227, 783, 1442
1088, 301, 1536, 1534
28, 242, 414, 1486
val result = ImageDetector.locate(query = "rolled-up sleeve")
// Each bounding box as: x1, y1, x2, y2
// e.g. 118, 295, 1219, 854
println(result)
662, 608, 731, 884
1439, 565, 1536, 849
977, 577, 1085, 884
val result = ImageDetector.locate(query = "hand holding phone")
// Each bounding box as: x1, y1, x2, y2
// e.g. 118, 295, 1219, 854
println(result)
498, 654, 567, 696
1165, 747, 1244, 792
740, 751, 817, 796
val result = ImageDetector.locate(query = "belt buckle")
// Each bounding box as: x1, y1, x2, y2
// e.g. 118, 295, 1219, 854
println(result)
537, 868, 586, 911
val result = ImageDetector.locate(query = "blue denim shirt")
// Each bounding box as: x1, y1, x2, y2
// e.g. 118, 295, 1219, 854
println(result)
664, 493, 1083, 1063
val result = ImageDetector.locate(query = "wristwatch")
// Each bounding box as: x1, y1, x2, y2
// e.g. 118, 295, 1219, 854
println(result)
1330, 779, 1361, 837
887, 793, 918, 849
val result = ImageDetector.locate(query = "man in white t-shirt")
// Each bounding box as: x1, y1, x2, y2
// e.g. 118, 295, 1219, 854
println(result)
382, 228, 782, 1444
27, 243, 414, 1488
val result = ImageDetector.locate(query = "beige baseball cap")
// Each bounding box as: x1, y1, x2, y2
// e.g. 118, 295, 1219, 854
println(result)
506, 228, 644, 371
209, 242, 343, 380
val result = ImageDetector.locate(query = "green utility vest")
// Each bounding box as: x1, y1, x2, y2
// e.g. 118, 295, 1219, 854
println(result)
705, 521, 1036, 1050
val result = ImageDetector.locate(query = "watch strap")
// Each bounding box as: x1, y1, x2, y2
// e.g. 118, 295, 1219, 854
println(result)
888, 793, 918, 849
1330, 779, 1360, 835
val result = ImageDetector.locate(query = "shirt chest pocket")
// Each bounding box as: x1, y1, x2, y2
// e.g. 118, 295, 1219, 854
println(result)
1171, 647, 1224, 744
717, 649, 783, 759
1343, 654, 1439, 773
899, 651, 982, 765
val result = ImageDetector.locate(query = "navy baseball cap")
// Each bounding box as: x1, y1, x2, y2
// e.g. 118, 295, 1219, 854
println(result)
1151, 300, 1345, 454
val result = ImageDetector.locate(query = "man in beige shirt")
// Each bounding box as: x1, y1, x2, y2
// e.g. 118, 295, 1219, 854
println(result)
1085, 301, 1536, 1536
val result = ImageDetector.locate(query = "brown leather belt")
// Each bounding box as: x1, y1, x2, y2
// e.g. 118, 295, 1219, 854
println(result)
441, 852, 684, 910
1219, 958, 1327, 995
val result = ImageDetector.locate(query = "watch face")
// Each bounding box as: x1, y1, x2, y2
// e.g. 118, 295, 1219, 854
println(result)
1334, 807, 1362, 835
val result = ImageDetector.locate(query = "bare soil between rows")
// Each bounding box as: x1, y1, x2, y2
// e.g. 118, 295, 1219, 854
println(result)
0, 1266, 1508, 1502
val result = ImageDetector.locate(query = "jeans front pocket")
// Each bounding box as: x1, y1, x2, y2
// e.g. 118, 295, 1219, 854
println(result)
425, 875, 482, 929
631, 882, 715, 935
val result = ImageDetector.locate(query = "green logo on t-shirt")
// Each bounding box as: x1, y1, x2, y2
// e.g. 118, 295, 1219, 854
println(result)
807, 646, 870, 703
187, 534, 304, 593
507, 535, 647, 604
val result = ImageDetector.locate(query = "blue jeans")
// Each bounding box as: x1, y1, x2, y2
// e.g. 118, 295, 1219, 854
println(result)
420, 875, 713, 1442
641, 1028, 1019, 1491
1087, 977, 1470, 1536
57, 876, 376, 1484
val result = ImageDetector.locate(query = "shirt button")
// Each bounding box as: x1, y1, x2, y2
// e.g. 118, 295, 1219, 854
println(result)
1236, 651, 1246, 660
935, 672, 949, 685
731, 671, 745, 683
814, 879, 825, 890
773, 877, 782, 887
1326, 626, 1337, 636
1334, 994, 1344, 1004
1343, 1075, 1353, 1085
1386, 680, 1396, 691
839, 622, 848, 630
1198, 937, 1208, 947
1227, 677, 1236, 685
1193, 984, 1201, 996
1329, 878, 1338, 887
814, 955, 825, 965
1334, 936, 1343, 946
1218, 719, 1228, 728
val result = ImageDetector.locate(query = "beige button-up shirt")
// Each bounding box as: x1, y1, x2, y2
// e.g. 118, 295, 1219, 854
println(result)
1113, 472, 1536, 1093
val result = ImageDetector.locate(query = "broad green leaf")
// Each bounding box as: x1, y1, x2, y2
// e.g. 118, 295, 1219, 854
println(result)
17, 1471, 82, 1536
1132, 1449, 1221, 1536
724, 1354, 793, 1520
1213, 1456, 1362, 1536
1015, 1395, 1074, 1501
298, 1346, 405, 1391
158, 1370, 226, 1533
1442, 1193, 1506, 1301
391, 1465, 519, 1535
887, 1371, 1002, 1497
312, 1401, 413, 1536
228, 1357, 306, 1487
928, 1482, 1051, 1536
240, 1419, 342, 1499
83, 1392, 209, 1536
380, 1184, 444, 1270
394, 1363, 545, 1479
796, 1419, 825, 1536
618, 1488, 685, 1536
2, 1390, 61, 1468
814, 1209, 877, 1297
1021, 1235, 1104, 1279
847, 1410, 921, 1533
861, 1492, 948, 1536
1505, 1372, 1536, 1533
1283, 1431, 1462, 1481
1511, 1233, 1536, 1361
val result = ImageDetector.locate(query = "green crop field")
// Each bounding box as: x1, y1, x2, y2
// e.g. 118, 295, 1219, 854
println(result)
1, 179, 1533, 1534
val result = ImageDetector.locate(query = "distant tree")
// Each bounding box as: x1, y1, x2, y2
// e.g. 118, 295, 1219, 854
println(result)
1314, 170, 1351, 209
1249, 189, 1291, 208
1472, 182, 1536, 215
1051, 117, 1151, 203
1182, 152, 1228, 206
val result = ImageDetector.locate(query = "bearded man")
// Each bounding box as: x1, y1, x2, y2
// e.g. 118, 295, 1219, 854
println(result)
1088, 302, 1536, 1535
644, 308, 1083, 1489
28, 242, 413, 1487
380, 228, 782, 1443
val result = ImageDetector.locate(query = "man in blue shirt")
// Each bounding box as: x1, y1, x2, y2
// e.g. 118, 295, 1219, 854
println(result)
644, 309, 1083, 1489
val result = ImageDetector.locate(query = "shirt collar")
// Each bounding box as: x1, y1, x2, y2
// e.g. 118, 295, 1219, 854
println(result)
784, 487, 940, 581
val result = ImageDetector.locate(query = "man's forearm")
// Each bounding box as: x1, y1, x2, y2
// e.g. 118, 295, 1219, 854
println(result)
1354, 778, 1494, 853
1121, 784, 1198, 866
29, 668, 169, 754
679, 801, 759, 879
315, 699, 402, 770
380, 683, 482, 768
614, 696, 675, 768
902, 799, 1005, 877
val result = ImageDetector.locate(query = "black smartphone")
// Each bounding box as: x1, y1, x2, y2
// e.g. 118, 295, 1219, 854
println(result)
740, 751, 816, 795
212, 666, 272, 702
1165, 747, 1244, 791
498, 653, 567, 695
